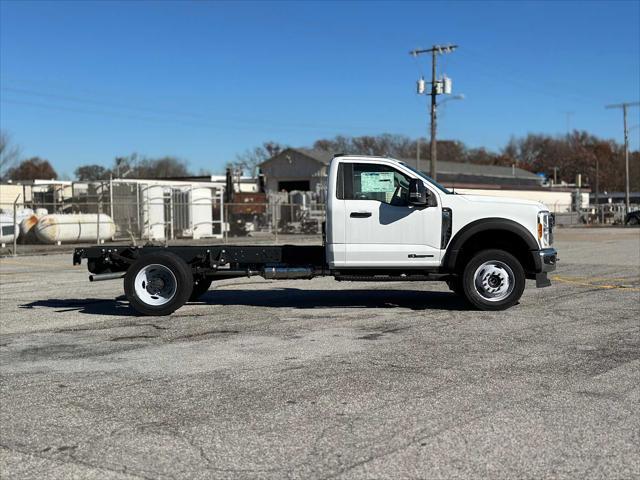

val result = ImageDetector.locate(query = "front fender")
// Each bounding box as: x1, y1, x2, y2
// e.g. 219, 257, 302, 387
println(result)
442, 217, 539, 271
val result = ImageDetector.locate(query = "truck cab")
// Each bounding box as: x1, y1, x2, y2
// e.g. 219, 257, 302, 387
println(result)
327, 156, 446, 268
74, 155, 557, 315
326, 155, 556, 306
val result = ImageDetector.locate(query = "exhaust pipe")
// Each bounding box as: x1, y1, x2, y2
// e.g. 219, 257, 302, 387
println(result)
89, 272, 126, 282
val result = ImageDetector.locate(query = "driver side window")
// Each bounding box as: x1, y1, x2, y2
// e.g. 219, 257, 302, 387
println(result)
341, 163, 410, 206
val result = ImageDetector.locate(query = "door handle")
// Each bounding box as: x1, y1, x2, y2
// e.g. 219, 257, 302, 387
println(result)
350, 211, 372, 218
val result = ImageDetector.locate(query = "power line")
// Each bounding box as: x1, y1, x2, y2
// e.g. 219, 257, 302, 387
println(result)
456, 47, 598, 104
0, 90, 388, 133
1, 86, 209, 121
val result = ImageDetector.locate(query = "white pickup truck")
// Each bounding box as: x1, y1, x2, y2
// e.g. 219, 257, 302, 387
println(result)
74, 155, 557, 316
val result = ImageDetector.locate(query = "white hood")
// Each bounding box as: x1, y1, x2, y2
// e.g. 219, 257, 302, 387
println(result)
458, 194, 546, 210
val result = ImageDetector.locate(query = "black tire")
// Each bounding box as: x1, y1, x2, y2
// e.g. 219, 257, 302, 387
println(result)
461, 249, 525, 311
189, 278, 212, 301
124, 252, 193, 316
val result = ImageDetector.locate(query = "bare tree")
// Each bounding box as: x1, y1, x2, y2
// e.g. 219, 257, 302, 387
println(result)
0, 131, 21, 179
312, 134, 466, 162
229, 141, 285, 176
109, 154, 191, 179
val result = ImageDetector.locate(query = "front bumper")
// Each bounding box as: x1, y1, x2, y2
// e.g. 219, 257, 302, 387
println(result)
537, 248, 558, 273
531, 248, 558, 288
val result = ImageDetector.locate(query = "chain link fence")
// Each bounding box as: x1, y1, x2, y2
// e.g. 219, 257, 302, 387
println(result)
0, 184, 328, 256
1, 182, 637, 257
553, 204, 639, 225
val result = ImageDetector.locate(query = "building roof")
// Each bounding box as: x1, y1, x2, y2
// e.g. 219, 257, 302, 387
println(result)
402, 159, 540, 181
294, 148, 334, 164
261, 148, 542, 185
259, 147, 334, 166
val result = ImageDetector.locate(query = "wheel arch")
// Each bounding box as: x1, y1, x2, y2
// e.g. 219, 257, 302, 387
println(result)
442, 218, 539, 274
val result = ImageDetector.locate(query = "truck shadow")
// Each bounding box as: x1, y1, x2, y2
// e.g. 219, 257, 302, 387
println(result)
18, 290, 468, 315
197, 288, 469, 311
19, 296, 133, 316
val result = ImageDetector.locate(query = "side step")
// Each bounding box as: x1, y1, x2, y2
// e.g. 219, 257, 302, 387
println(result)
335, 274, 442, 282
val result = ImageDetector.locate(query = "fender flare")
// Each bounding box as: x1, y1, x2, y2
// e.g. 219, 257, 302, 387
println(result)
442, 217, 539, 271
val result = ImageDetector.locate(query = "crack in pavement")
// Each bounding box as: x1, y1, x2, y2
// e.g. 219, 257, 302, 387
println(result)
0, 443, 156, 480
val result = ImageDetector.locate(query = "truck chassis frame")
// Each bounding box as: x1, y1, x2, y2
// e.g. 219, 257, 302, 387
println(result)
73, 241, 555, 315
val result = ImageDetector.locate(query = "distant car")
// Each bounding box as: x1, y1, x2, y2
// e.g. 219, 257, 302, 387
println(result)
625, 210, 640, 226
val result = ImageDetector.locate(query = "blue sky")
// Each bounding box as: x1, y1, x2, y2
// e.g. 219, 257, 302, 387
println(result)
1, 0, 639, 177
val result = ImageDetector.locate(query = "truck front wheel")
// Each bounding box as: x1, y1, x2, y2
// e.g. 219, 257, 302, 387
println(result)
461, 249, 525, 311
124, 252, 193, 316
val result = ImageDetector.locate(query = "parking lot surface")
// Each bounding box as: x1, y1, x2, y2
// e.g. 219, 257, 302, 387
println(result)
1, 228, 639, 479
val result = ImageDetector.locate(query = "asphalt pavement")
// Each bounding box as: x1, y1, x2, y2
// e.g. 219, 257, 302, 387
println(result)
0, 228, 638, 479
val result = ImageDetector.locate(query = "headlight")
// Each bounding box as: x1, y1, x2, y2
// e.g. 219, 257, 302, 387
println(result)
537, 211, 553, 247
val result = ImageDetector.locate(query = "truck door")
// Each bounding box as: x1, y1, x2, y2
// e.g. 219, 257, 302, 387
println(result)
341, 162, 441, 267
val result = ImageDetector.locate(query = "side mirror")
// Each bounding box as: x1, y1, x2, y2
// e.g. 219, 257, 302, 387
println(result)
409, 178, 429, 206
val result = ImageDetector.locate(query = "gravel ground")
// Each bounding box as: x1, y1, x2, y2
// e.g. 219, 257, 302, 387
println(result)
0, 228, 638, 479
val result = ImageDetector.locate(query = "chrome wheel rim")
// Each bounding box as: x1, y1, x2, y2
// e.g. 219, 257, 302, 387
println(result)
134, 264, 177, 306
473, 261, 515, 302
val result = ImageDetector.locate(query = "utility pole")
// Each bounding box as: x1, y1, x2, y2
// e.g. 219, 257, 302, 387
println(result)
606, 101, 639, 214
595, 155, 600, 220
411, 44, 457, 180
429, 47, 438, 180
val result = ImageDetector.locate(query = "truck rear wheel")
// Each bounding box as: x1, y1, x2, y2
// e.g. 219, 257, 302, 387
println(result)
124, 252, 193, 316
462, 249, 525, 311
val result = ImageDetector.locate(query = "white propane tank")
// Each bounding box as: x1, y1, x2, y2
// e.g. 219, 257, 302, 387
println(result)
19, 214, 40, 242
19, 209, 48, 243
0, 214, 18, 244
191, 187, 213, 239
141, 185, 165, 240
34, 214, 116, 244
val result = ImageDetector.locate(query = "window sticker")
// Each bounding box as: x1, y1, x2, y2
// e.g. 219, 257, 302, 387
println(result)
360, 171, 395, 193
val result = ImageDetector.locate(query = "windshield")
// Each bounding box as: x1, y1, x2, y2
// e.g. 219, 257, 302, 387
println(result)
399, 162, 452, 194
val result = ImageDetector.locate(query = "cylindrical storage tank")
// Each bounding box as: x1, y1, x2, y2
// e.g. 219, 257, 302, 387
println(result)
35, 208, 48, 216
34, 214, 116, 244
191, 187, 213, 239
0, 214, 18, 244
19, 214, 40, 243
141, 185, 165, 241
